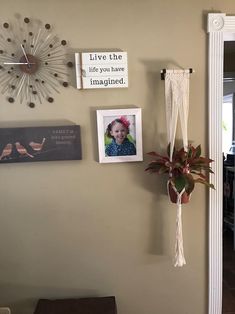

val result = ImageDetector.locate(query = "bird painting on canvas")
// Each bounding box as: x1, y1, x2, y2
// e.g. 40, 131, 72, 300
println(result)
0, 143, 13, 160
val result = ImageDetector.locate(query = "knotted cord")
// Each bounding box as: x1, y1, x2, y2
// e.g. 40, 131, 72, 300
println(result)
164, 71, 190, 267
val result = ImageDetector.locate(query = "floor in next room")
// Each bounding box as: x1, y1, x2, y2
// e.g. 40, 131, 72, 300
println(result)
223, 229, 235, 314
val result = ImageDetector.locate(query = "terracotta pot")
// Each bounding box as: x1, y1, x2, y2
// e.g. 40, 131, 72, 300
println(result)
168, 183, 191, 204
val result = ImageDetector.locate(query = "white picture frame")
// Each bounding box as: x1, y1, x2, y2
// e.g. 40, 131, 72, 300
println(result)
96, 108, 143, 163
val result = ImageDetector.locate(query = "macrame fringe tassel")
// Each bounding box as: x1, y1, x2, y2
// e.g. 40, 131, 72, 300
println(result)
174, 193, 186, 267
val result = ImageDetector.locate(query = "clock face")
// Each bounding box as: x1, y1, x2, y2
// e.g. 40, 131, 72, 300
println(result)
0, 16, 73, 108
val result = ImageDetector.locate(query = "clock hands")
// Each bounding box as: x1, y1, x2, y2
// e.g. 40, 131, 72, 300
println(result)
3, 62, 35, 65
3, 44, 36, 68
20, 44, 31, 68
3, 45, 35, 66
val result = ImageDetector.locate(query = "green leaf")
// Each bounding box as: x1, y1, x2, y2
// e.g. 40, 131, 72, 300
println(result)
194, 178, 215, 189
195, 145, 201, 158
172, 175, 186, 193
145, 164, 169, 174
147, 151, 162, 157
184, 173, 195, 194
148, 160, 166, 166
187, 146, 194, 158
145, 164, 162, 172
158, 166, 169, 174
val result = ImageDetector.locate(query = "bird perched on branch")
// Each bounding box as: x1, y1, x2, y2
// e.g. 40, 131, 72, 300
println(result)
29, 138, 46, 152
0, 143, 13, 160
15, 142, 34, 158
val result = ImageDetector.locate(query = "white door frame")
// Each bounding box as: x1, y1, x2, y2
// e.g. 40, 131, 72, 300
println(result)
208, 13, 235, 314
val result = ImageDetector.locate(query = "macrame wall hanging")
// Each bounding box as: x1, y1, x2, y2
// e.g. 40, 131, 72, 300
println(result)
145, 68, 214, 267
163, 68, 193, 267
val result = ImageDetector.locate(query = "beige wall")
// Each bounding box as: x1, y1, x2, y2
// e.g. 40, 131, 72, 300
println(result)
0, 1, 234, 313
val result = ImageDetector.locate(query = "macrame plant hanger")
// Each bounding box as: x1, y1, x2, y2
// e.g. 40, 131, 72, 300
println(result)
161, 68, 193, 267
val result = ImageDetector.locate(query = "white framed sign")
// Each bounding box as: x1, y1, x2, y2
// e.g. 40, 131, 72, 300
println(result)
75, 51, 128, 89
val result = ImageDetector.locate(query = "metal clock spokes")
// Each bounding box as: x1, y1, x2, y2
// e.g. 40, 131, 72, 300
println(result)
0, 16, 73, 108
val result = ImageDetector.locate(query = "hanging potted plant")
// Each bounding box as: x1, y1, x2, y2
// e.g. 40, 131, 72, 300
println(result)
145, 144, 215, 203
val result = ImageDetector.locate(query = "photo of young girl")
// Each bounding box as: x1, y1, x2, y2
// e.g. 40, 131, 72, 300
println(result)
105, 116, 136, 156
96, 108, 142, 163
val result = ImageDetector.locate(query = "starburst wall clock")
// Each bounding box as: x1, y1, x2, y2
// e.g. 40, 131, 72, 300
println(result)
0, 16, 73, 108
